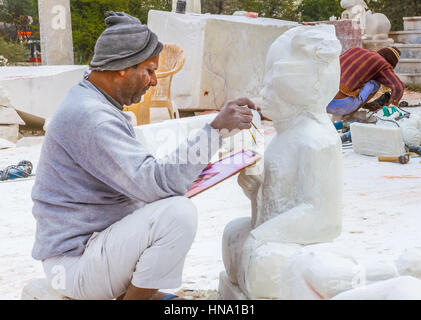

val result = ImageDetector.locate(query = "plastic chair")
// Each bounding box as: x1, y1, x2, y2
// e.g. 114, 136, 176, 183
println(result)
124, 43, 186, 125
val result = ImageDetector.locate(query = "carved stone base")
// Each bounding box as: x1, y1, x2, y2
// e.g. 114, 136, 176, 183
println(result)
362, 38, 394, 51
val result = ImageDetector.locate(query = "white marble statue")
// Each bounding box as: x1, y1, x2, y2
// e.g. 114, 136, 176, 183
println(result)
340, 0, 392, 40
221, 25, 344, 299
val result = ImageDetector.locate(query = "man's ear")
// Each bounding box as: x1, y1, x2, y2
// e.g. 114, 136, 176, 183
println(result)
117, 70, 127, 77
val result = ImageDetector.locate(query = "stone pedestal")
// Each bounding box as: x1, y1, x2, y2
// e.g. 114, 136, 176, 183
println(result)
38, 0, 74, 65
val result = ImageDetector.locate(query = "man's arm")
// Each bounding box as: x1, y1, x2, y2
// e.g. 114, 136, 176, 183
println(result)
76, 98, 257, 204
375, 68, 405, 106
81, 120, 221, 203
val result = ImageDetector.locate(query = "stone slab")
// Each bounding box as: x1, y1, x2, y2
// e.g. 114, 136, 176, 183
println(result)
394, 44, 421, 59
0, 107, 25, 125
331, 276, 421, 300
397, 73, 421, 86
350, 122, 406, 157
0, 137, 15, 149
133, 109, 262, 163
395, 59, 421, 74
0, 66, 88, 119
21, 279, 71, 300
403, 17, 421, 31
148, 10, 298, 110
389, 31, 421, 44
0, 124, 19, 144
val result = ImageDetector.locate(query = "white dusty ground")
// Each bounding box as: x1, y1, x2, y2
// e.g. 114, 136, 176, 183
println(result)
0, 106, 421, 300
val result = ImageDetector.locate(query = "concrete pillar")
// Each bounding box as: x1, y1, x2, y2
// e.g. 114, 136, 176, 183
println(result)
172, 0, 201, 14
38, 0, 74, 65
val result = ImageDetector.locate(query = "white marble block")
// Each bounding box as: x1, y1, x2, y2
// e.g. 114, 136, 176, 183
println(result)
147, 10, 298, 109
0, 66, 88, 119
133, 110, 262, 163
21, 279, 71, 300
0, 124, 19, 143
331, 276, 421, 300
220, 25, 343, 300
350, 122, 406, 157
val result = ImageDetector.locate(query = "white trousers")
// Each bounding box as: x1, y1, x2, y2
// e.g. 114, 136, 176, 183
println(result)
42, 196, 198, 300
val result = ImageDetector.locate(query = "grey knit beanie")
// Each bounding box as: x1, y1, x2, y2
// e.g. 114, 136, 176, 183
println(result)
90, 11, 163, 71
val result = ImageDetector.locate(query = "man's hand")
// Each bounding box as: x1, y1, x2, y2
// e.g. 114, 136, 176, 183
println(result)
210, 97, 259, 132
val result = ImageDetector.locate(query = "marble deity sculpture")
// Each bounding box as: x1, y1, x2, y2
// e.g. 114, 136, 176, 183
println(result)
221, 25, 343, 299
340, 0, 392, 41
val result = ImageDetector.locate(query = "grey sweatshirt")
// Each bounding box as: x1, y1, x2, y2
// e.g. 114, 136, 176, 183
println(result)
31, 76, 221, 261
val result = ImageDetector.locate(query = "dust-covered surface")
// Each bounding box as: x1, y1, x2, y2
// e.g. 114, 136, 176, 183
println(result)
0, 102, 420, 300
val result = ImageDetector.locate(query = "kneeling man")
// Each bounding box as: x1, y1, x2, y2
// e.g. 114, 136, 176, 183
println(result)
31, 12, 257, 300
327, 46, 405, 120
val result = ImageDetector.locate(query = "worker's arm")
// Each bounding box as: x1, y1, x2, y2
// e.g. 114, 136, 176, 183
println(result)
81, 119, 221, 203
375, 68, 405, 106
78, 98, 256, 203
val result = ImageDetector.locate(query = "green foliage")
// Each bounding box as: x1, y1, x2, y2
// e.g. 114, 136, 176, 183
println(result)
297, 0, 343, 22
0, 37, 28, 63
70, 0, 171, 64
201, 0, 297, 20
0, 0, 38, 41
366, 0, 421, 31
71, 0, 130, 64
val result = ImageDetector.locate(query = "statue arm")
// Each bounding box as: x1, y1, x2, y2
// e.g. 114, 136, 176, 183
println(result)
237, 167, 263, 200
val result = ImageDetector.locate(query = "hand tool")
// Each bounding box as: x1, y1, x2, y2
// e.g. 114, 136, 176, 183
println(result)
378, 154, 410, 164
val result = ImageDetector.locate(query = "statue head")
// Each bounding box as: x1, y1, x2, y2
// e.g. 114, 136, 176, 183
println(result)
259, 25, 341, 123
340, 0, 368, 10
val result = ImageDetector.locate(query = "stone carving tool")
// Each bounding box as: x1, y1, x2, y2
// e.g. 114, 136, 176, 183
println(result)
378, 154, 410, 164
251, 121, 264, 136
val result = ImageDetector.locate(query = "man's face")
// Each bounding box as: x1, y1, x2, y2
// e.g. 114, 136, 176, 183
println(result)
116, 55, 159, 106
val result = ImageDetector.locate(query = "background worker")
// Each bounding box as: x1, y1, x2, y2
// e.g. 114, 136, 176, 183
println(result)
327, 46, 405, 120
31, 12, 258, 300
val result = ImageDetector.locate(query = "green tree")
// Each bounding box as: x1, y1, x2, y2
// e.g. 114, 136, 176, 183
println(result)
366, 0, 421, 31
0, 0, 38, 41
297, 0, 343, 22
201, 0, 297, 21
70, 0, 130, 64
70, 0, 171, 64
0, 37, 28, 63
128, 0, 171, 23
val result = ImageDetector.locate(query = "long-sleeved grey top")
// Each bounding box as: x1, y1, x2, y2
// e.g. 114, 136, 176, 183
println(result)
31, 75, 222, 261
